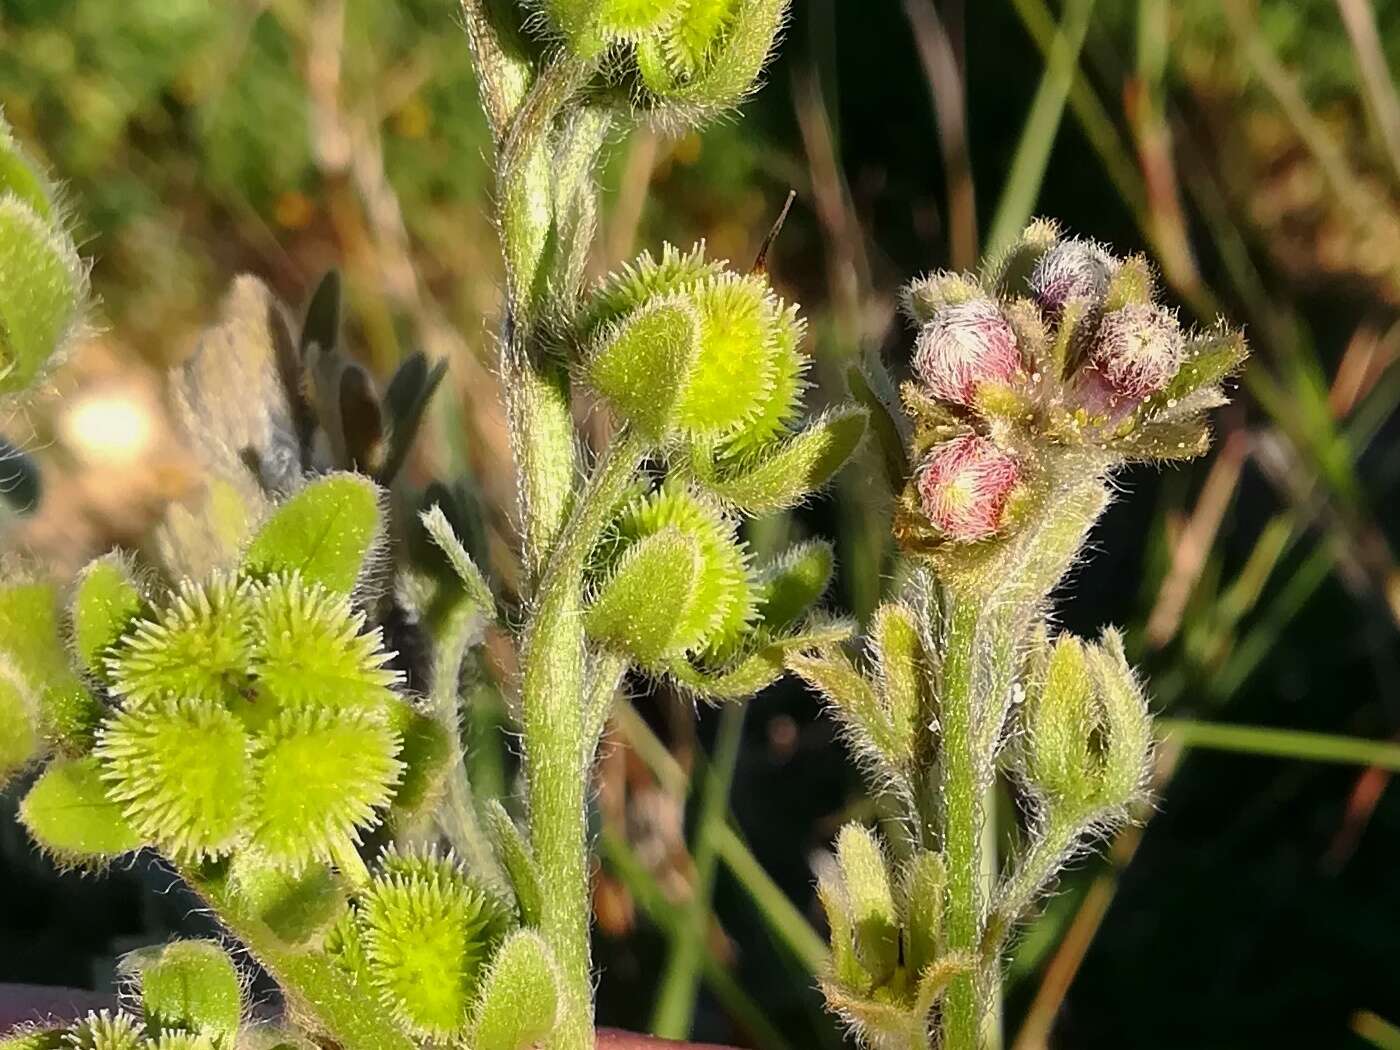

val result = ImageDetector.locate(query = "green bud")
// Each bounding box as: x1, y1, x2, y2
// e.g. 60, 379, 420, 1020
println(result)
468, 930, 562, 1050
869, 603, 927, 764
1083, 628, 1152, 808
122, 940, 243, 1042
70, 554, 145, 679
902, 270, 985, 326
1021, 634, 1097, 811
20, 756, 144, 865
834, 823, 899, 984
358, 848, 513, 1040
0, 195, 84, 397
753, 540, 834, 633
243, 474, 384, 596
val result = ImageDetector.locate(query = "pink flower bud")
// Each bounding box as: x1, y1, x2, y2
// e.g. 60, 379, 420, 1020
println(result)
1029, 238, 1116, 319
913, 298, 1022, 407
916, 434, 1022, 543
1090, 303, 1184, 401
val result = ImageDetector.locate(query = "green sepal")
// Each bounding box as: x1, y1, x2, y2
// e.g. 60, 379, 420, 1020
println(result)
0, 115, 56, 221
0, 580, 99, 751
467, 930, 562, 1050
70, 554, 144, 679
1021, 634, 1097, 810
668, 616, 853, 701
484, 801, 543, 927
1082, 628, 1152, 809
0, 195, 84, 396
0, 1024, 66, 1048
0, 660, 40, 785
419, 504, 495, 620
901, 269, 984, 324
900, 849, 946, 978
754, 540, 834, 632
835, 823, 899, 984
1102, 253, 1153, 311
19, 755, 144, 864
385, 703, 454, 823
227, 852, 346, 945
981, 217, 1059, 298
869, 603, 926, 763
691, 406, 868, 514
816, 867, 868, 993
789, 650, 913, 771
243, 474, 384, 596
1148, 326, 1248, 409
122, 940, 242, 1042
1103, 410, 1212, 463
584, 297, 701, 443
586, 526, 706, 667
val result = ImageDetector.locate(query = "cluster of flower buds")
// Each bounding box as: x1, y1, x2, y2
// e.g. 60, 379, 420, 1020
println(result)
894, 220, 1246, 556
538, 0, 787, 123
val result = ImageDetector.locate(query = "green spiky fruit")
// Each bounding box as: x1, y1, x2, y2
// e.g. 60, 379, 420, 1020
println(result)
95, 698, 253, 862
248, 709, 402, 870
70, 555, 144, 679
358, 848, 513, 1040
581, 243, 724, 334
106, 575, 255, 708
250, 575, 401, 715
63, 1012, 144, 1050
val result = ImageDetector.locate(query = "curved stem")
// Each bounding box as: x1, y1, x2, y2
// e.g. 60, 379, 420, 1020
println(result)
518, 429, 648, 1050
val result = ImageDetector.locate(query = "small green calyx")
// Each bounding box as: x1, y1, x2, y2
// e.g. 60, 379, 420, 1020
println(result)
582, 244, 805, 445
70, 555, 145, 680
123, 940, 243, 1043
354, 847, 514, 1040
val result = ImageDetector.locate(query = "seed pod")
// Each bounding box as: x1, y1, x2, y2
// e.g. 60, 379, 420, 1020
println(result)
914, 435, 1023, 543
912, 298, 1023, 408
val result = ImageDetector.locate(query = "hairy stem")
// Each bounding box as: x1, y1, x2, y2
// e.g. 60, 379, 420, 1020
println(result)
937, 590, 986, 1050
518, 429, 647, 1050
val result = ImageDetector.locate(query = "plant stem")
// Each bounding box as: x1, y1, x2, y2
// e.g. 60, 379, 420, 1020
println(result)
518, 429, 647, 1050
938, 589, 986, 1050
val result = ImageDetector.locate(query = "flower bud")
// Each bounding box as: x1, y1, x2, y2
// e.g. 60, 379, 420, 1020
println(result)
915, 435, 1021, 543
1028, 237, 1115, 319
912, 298, 1022, 407
1088, 303, 1184, 401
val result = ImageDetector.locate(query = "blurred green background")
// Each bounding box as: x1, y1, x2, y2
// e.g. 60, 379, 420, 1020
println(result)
3, 0, 1400, 1046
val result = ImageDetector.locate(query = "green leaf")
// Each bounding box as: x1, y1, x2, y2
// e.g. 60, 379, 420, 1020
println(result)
754, 540, 834, 632
124, 940, 242, 1041
20, 756, 143, 863
227, 852, 345, 945
0, 196, 84, 396
484, 801, 543, 927
419, 504, 494, 618
1153, 326, 1248, 407
835, 823, 899, 984
697, 406, 868, 513
70, 555, 144, 678
668, 617, 852, 700
585, 297, 700, 442
468, 930, 562, 1050
243, 474, 383, 595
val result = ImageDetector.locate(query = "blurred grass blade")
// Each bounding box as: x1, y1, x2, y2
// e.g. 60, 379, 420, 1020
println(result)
1160, 719, 1400, 771
1331, 0, 1400, 187
1354, 1010, 1400, 1050
986, 0, 1096, 257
